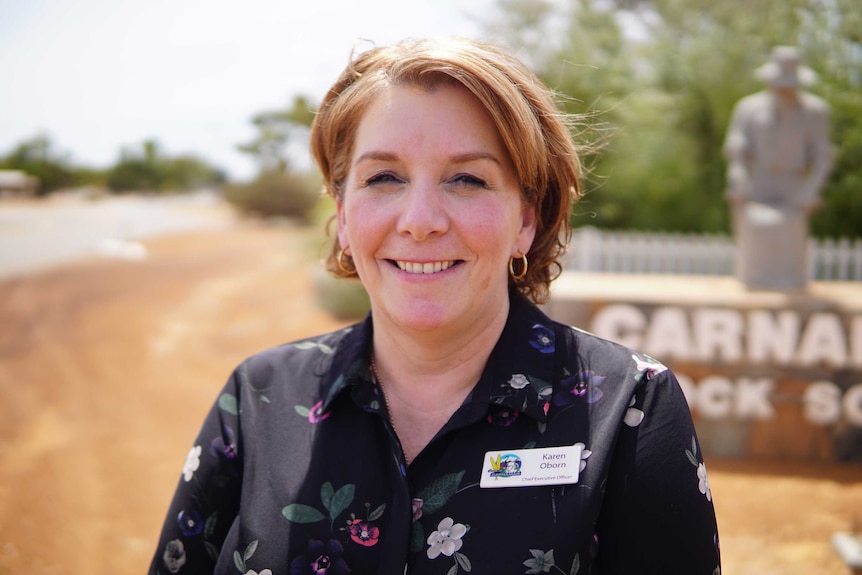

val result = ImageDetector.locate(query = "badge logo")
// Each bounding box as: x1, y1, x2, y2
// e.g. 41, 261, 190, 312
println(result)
487, 453, 522, 478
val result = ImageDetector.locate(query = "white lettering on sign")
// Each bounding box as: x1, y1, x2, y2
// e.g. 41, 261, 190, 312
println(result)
853, 316, 862, 370
591, 304, 862, 369
645, 307, 693, 361
676, 374, 774, 419
678, 374, 862, 427
747, 310, 799, 365
693, 308, 745, 363
803, 381, 842, 425
845, 385, 862, 426
797, 313, 848, 368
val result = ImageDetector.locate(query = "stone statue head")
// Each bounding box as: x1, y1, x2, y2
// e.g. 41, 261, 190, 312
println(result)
755, 46, 818, 88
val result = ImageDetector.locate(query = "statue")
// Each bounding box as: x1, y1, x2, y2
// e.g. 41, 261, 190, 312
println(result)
723, 46, 833, 290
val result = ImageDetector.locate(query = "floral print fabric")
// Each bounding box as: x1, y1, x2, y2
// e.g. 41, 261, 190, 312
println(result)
149, 295, 720, 574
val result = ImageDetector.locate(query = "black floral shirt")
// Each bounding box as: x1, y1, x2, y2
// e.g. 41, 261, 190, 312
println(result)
150, 295, 721, 575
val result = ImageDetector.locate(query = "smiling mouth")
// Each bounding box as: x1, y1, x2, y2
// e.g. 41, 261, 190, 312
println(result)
394, 260, 458, 274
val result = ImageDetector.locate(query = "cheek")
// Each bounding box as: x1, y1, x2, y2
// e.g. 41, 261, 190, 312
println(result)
342, 198, 385, 247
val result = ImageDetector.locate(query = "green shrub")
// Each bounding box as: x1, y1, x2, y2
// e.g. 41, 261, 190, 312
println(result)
313, 268, 371, 320
224, 171, 321, 221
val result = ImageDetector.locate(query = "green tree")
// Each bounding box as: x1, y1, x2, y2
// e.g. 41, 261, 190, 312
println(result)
238, 95, 317, 174
0, 134, 75, 194
107, 139, 165, 192
485, 0, 862, 236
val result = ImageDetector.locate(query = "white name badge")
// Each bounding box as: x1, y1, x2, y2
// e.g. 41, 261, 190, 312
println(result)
480, 444, 583, 488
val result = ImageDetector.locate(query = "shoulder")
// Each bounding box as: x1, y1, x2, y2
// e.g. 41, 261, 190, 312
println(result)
235, 322, 363, 392
557, 320, 670, 385
734, 90, 769, 111
799, 91, 830, 115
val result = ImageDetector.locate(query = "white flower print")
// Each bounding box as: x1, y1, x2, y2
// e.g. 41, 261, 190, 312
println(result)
162, 539, 186, 573
697, 462, 712, 502
623, 395, 645, 427
509, 374, 530, 390
426, 517, 467, 559
182, 445, 202, 482
574, 442, 592, 473
523, 548, 555, 573
245, 571, 273, 575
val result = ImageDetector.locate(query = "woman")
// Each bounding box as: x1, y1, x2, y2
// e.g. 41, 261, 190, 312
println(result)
150, 37, 720, 575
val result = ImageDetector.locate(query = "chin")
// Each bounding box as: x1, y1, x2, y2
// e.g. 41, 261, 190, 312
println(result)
376, 298, 456, 333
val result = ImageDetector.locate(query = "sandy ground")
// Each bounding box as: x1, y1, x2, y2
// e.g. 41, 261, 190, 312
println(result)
0, 212, 860, 574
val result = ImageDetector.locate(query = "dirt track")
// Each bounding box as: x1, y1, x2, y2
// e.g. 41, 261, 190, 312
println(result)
0, 213, 860, 574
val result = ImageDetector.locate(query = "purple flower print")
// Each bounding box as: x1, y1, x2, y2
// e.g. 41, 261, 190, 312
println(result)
290, 539, 350, 575
554, 371, 605, 406
176, 508, 203, 536
528, 324, 555, 354
210, 424, 237, 460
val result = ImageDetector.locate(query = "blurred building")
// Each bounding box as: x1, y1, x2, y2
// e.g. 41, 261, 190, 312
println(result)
0, 170, 39, 197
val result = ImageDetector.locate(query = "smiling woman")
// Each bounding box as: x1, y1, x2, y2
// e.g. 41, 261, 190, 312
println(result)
149, 37, 721, 575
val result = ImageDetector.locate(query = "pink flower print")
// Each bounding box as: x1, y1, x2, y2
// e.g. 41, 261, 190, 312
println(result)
348, 519, 380, 547
487, 406, 520, 427
411, 498, 424, 522
308, 400, 331, 423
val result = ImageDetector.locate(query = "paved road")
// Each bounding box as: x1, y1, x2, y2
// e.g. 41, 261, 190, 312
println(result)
0, 190, 234, 279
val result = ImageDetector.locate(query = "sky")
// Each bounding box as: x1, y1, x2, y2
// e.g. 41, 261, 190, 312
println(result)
0, 0, 497, 181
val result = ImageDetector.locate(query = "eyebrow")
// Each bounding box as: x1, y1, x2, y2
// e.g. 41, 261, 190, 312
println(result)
354, 150, 503, 166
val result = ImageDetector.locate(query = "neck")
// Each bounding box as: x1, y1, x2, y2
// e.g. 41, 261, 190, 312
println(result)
370, 295, 509, 414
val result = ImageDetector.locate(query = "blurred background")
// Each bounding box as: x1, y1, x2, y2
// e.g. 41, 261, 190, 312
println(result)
1, 0, 861, 573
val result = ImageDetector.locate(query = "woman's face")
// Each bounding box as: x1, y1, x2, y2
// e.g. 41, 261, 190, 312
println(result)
337, 82, 536, 335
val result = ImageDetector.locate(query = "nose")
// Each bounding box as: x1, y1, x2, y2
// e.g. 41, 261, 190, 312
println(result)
396, 181, 449, 241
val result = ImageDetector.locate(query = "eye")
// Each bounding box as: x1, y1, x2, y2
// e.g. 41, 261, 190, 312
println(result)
365, 172, 404, 187
450, 173, 487, 188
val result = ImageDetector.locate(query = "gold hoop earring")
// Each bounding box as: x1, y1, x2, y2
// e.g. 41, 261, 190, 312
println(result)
509, 253, 528, 280
337, 248, 356, 275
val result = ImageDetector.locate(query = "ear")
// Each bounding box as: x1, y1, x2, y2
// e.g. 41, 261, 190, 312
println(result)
515, 200, 538, 257
335, 196, 349, 252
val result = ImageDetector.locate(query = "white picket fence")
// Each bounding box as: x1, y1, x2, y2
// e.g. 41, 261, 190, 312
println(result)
566, 227, 862, 281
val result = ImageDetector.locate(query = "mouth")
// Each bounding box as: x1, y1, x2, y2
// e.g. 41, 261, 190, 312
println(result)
393, 260, 459, 274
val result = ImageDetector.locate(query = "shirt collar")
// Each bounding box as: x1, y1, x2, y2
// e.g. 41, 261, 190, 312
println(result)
317, 294, 559, 424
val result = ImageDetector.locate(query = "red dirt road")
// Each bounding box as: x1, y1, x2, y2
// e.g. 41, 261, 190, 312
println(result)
0, 217, 860, 574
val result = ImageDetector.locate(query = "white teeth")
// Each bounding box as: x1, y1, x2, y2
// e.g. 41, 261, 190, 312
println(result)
396, 260, 455, 274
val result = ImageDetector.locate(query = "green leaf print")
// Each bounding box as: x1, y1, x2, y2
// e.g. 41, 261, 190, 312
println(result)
204, 513, 218, 539
321, 482, 335, 510
233, 550, 245, 573
293, 341, 334, 354
282, 504, 326, 523
243, 540, 258, 562
685, 435, 699, 467
294, 405, 311, 417
218, 393, 239, 415
530, 376, 553, 398
410, 521, 426, 553
326, 484, 356, 520
455, 552, 472, 571
418, 471, 466, 514
368, 503, 386, 522
570, 553, 580, 575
